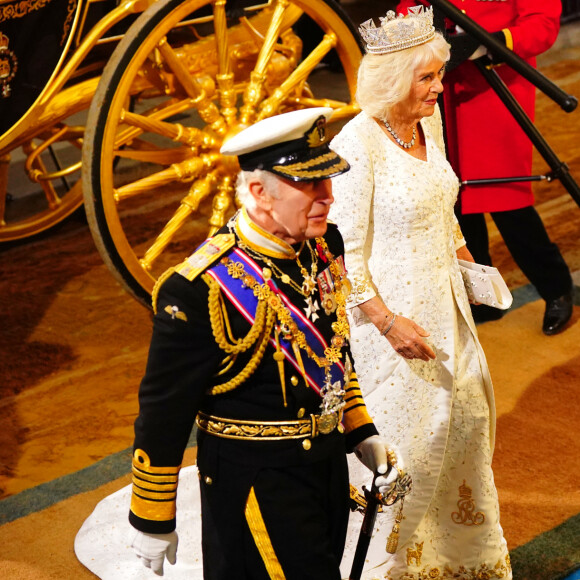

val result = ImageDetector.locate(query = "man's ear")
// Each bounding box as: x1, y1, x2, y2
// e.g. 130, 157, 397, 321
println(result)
247, 178, 272, 211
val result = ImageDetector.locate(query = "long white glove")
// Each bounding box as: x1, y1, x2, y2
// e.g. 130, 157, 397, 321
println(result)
354, 435, 401, 494
130, 529, 178, 576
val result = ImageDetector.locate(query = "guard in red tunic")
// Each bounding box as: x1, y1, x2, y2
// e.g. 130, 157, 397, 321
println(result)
397, 0, 574, 334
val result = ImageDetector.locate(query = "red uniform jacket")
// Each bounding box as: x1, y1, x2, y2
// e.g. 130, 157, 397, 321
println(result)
396, 0, 561, 213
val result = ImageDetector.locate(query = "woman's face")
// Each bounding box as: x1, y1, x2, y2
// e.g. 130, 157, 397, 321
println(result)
402, 58, 446, 121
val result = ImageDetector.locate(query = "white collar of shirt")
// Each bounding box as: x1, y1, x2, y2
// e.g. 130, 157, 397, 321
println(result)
235, 207, 300, 259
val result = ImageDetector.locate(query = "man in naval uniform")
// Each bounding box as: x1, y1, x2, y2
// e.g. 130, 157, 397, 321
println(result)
127, 107, 397, 579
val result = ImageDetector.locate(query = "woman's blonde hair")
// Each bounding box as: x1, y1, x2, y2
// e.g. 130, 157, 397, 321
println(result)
356, 32, 450, 120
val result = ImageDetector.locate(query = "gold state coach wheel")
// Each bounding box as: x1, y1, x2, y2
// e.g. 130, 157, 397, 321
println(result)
82, 0, 362, 307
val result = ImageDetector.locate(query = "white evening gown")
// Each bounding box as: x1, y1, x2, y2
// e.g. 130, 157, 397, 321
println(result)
329, 108, 512, 580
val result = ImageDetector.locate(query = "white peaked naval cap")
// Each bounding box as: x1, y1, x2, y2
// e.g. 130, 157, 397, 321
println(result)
220, 107, 350, 182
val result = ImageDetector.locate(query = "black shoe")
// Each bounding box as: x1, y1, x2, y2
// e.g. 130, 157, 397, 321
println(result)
470, 303, 505, 323
542, 289, 575, 335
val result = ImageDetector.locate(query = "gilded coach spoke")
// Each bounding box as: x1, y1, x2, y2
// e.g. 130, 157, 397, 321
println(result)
82, 0, 362, 305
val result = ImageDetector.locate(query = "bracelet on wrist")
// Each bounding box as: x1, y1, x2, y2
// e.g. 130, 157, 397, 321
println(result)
380, 313, 397, 337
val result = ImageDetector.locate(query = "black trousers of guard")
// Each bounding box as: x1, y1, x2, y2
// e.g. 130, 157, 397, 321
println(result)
456, 206, 573, 301
198, 446, 350, 580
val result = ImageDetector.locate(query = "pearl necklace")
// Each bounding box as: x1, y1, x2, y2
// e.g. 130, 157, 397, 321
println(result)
382, 119, 416, 149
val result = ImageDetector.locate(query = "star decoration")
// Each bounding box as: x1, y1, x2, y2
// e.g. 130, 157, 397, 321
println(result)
304, 296, 320, 322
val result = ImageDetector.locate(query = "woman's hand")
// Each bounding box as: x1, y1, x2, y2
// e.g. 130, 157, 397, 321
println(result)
385, 315, 436, 361
358, 297, 436, 361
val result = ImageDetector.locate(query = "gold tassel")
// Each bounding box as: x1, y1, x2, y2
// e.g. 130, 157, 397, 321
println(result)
274, 328, 287, 407
291, 341, 309, 387
386, 500, 404, 554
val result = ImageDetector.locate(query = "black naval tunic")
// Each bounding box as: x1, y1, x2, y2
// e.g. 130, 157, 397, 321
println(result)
129, 217, 378, 580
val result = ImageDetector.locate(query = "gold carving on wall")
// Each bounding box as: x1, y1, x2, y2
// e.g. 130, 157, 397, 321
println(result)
60, 0, 79, 46
0, 0, 52, 24
0, 31, 17, 97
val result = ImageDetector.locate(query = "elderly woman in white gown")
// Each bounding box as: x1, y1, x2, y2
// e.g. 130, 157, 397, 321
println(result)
330, 6, 512, 580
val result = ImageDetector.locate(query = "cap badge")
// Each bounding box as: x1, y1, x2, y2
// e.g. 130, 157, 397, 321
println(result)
307, 116, 327, 148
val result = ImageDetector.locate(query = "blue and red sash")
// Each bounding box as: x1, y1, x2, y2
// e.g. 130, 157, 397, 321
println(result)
206, 247, 346, 396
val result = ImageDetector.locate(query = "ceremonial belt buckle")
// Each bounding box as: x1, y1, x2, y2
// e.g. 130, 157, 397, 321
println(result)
312, 410, 342, 436
196, 411, 341, 441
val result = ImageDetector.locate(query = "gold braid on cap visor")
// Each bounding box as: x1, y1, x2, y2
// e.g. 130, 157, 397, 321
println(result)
272, 153, 349, 179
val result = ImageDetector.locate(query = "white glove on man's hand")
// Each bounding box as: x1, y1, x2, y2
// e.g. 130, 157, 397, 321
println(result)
455, 25, 487, 61
354, 435, 401, 493
469, 44, 488, 60
130, 529, 178, 576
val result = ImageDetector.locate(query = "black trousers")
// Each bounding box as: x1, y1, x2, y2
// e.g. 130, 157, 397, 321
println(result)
456, 206, 572, 302
198, 446, 350, 580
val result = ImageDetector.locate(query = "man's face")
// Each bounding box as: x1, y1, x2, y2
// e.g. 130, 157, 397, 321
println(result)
252, 175, 335, 244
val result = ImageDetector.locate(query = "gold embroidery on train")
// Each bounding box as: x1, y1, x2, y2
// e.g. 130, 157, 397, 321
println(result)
386, 555, 511, 579
406, 541, 423, 566
451, 480, 486, 526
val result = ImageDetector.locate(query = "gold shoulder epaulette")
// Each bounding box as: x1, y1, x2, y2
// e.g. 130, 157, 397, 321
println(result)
176, 233, 236, 282
151, 234, 235, 314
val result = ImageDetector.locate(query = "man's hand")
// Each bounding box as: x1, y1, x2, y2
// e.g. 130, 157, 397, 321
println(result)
446, 32, 483, 70
354, 435, 400, 494
130, 529, 178, 576
487, 30, 508, 64
447, 26, 507, 71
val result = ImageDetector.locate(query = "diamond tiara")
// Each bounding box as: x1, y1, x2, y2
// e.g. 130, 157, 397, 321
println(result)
359, 5, 435, 55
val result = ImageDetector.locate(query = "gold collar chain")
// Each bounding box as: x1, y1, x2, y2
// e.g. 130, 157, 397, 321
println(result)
221, 236, 350, 370
236, 237, 319, 298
